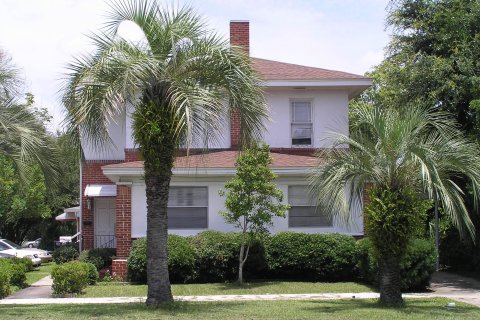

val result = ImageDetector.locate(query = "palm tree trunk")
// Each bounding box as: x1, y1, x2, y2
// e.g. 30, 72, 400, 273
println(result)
378, 254, 403, 307
144, 149, 174, 306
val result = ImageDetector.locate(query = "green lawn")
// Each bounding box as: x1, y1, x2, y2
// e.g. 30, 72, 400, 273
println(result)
11, 262, 54, 293
0, 299, 477, 319
83, 281, 374, 297
25, 262, 54, 285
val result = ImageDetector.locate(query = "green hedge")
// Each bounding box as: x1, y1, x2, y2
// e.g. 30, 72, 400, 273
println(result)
52, 244, 79, 264
51, 261, 98, 295
79, 248, 116, 270
0, 261, 12, 299
357, 238, 436, 291
128, 235, 196, 283
265, 232, 358, 281
126, 232, 435, 288
0, 259, 27, 289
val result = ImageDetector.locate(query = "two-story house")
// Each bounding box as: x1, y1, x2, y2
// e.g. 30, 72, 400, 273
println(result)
78, 21, 372, 277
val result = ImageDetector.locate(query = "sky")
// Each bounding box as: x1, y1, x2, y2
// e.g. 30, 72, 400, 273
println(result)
0, 0, 391, 131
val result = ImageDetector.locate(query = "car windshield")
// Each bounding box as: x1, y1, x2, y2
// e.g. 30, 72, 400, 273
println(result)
2, 239, 21, 249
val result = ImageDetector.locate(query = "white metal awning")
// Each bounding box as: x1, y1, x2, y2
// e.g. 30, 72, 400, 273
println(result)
55, 212, 76, 221
55, 206, 80, 221
84, 184, 117, 197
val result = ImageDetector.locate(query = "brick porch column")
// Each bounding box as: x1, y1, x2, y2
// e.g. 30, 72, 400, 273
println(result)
112, 182, 132, 279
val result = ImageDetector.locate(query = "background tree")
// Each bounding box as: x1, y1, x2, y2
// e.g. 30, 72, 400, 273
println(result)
220, 145, 289, 283
311, 104, 480, 306
364, 0, 480, 136
62, 0, 266, 305
358, 0, 480, 280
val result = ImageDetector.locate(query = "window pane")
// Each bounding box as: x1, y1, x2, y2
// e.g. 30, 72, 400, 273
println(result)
292, 101, 311, 123
168, 187, 208, 207
291, 123, 312, 145
288, 186, 314, 206
168, 207, 208, 229
288, 206, 333, 227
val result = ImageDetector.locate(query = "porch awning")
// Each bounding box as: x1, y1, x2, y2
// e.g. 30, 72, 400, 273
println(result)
84, 184, 116, 197
56, 206, 80, 221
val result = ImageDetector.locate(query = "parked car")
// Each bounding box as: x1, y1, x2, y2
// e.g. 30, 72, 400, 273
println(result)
22, 238, 41, 248
0, 251, 42, 266
0, 239, 51, 264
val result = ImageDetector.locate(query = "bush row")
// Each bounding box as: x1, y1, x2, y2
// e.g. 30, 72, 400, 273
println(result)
0, 257, 36, 298
79, 248, 116, 270
51, 261, 98, 295
127, 231, 436, 291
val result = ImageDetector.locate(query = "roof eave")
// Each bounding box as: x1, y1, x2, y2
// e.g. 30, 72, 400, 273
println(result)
102, 166, 314, 182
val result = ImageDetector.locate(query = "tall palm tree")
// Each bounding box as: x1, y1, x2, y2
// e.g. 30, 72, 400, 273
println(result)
62, 0, 266, 305
310, 103, 480, 306
0, 50, 57, 186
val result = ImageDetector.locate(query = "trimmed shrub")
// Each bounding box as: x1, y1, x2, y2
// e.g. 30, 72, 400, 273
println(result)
128, 235, 197, 283
52, 244, 79, 264
0, 259, 27, 289
11, 257, 34, 272
265, 232, 359, 281
79, 248, 116, 270
191, 231, 266, 283
51, 261, 96, 294
0, 261, 12, 298
127, 238, 147, 283
8, 262, 27, 288
168, 235, 196, 283
357, 238, 436, 291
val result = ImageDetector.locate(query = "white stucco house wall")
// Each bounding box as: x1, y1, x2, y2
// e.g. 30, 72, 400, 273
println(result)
78, 20, 372, 275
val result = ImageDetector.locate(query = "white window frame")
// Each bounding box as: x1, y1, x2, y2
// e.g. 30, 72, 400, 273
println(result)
290, 99, 314, 147
167, 186, 209, 229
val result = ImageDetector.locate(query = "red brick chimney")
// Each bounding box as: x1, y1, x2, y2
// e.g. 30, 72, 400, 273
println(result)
229, 20, 249, 148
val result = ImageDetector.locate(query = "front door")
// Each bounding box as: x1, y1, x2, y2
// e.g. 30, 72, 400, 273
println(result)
94, 197, 116, 248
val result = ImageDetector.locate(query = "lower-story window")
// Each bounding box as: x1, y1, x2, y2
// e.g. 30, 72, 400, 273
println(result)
288, 185, 333, 227
168, 186, 208, 229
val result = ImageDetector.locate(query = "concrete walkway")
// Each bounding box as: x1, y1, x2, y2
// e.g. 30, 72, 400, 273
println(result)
1, 271, 478, 306
5, 276, 52, 299
428, 272, 480, 307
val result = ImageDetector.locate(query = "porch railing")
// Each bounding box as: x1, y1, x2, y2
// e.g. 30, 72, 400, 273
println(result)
95, 235, 116, 248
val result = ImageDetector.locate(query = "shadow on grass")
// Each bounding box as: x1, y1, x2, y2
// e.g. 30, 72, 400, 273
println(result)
2, 299, 477, 320
302, 298, 479, 316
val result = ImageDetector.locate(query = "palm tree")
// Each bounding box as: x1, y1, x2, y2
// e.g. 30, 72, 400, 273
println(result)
0, 50, 57, 185
310, 103, 480, 306
62, 0, 266, 306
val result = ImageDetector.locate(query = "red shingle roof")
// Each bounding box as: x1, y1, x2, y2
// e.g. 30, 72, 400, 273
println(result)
102, 150, 321, 170
252, 58, 365, 81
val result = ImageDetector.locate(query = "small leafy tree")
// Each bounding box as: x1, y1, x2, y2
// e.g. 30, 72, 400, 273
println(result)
220, 145, 289, 283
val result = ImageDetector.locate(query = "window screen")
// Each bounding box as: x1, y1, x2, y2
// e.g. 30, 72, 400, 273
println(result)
291, 100, 312, 145
168, 187, 208, 229
288, 186, 332, 227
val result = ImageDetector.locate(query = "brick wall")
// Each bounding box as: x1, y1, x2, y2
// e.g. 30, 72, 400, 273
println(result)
230, 21, 249, 54
112, 259, 128, 280
81, 160, 121, 250
116, 184, 132, 258
125, 148, 140, 162
229, 21, 249, 148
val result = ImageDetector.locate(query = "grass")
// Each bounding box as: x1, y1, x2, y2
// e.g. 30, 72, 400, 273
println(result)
25, 262, 54, 285
10, 262, 54, 293
0, 298, 477, 319
83, 281, 374, 297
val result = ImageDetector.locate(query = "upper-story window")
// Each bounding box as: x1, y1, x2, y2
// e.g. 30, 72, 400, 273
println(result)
291, 100, 313, 146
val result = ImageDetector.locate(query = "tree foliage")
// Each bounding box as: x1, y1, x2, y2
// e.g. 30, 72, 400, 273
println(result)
364, 0, 480, 136
220, 145, 289, 283
62, 0, 267, 305
311, 104, 480, 306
